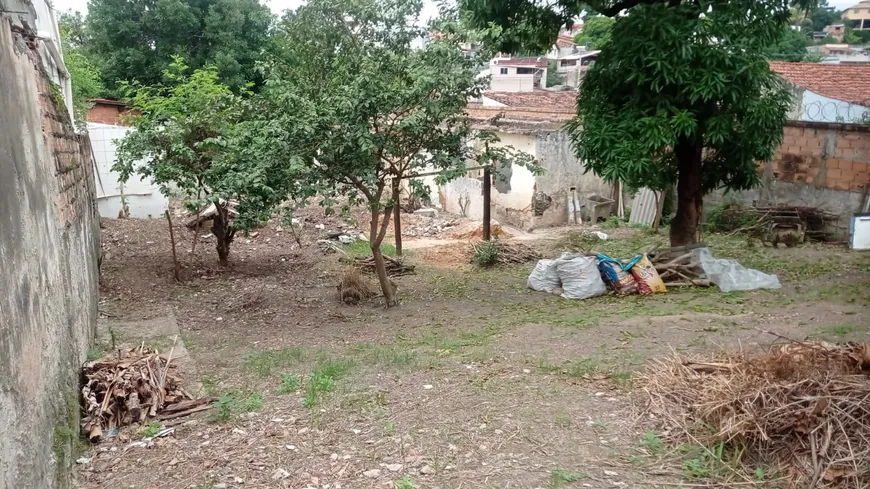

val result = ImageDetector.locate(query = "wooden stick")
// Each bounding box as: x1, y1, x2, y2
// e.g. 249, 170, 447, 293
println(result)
165, 210, 180, 282
159, 335, 179, 390
156, 403, 213, 421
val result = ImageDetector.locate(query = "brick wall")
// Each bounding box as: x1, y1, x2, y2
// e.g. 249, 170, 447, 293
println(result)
87, 102, 129, 125
773, 121, 870, 192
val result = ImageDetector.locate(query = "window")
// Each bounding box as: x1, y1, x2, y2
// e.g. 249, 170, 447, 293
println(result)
560, 59, 578, 67
499, 67, 508, 75
516, 67, 536, 74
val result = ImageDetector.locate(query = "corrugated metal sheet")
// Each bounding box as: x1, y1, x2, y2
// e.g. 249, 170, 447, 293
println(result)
629, 188, 660, 227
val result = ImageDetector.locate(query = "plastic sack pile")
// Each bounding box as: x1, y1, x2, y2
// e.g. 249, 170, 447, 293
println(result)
528, 247, 780, 299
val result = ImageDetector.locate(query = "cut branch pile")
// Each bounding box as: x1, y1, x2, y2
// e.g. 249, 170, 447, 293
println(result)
719, 204, 839, 241
352, 255, 416, 276
641, 339, 870, 487
649, 246, 711, 288
81, 344, 210, 442
468, 241, 541, 265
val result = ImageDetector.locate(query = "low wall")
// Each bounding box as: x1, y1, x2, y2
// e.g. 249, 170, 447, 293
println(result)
0, 14, 100, 488
707, 121, 870, 236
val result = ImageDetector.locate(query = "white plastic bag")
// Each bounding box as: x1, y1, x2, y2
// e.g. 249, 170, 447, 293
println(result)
527, 259, 560, 292
692, 247, 781, 292
556, 256, 607, 300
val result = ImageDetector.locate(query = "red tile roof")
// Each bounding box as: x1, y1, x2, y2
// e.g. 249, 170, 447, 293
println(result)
769, 62, 870, 106
483, 90, 577, 110
556, 35, 576, 48
492, 57, 548, 68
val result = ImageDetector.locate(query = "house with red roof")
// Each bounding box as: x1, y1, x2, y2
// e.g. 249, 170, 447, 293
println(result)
769, 62, 870, 123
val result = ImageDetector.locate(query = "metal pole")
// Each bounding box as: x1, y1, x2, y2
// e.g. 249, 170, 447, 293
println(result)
482, 165, 491, 241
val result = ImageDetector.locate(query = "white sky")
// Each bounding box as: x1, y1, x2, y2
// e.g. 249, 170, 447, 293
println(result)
51, 0, 441, 21
50, 0, 860, 25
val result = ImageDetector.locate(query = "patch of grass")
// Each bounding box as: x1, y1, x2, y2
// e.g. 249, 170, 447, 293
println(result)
209, 391, 265, 422
555, 414, 573, 428
679, 442, 741, 480
599, 215, 622, 229
344, 240, 397, 257
638, 430, 664, 455
565, 357, 599, 378
394, 476, 417, 489
243, 347, 305, 377
304, 357, 355, 408
277, 374, 301, 394
609, 370, 633, 386
548, 469, 588, 488
141, 422, 162, 438
200, 374, 221, 397
353, 343, 418, 368
822, 324, 858, 338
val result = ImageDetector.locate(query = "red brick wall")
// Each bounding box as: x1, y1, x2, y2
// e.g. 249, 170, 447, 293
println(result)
87, 103, 129, 125
773, 121, 870, 192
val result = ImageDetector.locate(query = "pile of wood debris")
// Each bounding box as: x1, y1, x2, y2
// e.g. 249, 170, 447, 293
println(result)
81, 344, 213, 442
642, 338, 870, 487
467, 240, 540, 265
649, 245, 712, 288
350, 255, 416, 277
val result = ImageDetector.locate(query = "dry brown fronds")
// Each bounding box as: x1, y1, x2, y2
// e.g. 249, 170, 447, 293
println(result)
336, 268, 376, 304
351, 255, 416, 277
466, 241, 541, 265
640, 340, 870, 488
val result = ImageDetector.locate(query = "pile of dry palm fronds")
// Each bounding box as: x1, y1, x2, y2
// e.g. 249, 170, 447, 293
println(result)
81, 344, 211, 442
467, 241, 540, 265
641, 338, 870, 487
352, 255, 415, 276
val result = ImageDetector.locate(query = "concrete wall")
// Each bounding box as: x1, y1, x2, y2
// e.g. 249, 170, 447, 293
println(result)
0, 10, 100, 489
707, 120, 870, 236
90, 122, 169, 219
790, 87, 870, 123
432, 129, 611, 230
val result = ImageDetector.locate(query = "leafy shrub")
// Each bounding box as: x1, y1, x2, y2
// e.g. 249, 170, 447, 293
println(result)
472, 240, 500, 267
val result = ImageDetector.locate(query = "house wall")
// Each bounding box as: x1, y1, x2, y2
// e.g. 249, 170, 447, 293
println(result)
87, 103, 127, 125
490, 75, 537, 92
792, 87, 870, 123
707, 121, 870, 236
89, 122, 169, 219
0, 13, 100, 489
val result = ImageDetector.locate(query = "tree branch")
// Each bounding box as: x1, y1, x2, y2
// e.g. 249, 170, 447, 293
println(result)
595, 0, 669, 16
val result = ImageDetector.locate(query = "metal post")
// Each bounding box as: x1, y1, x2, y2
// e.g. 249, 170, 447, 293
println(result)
482, 165, 492, 241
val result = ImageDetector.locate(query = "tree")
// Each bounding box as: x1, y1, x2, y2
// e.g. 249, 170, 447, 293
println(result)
462, 0, 803, 245
808, 0, 840, 32
764, 27, 810, 61
86, 0, 272, 96
572, 15, 614, 49
261, 0, 532, 306
58, 11, 104, 126
547, 59, 563, 86
113, 58, 259, 265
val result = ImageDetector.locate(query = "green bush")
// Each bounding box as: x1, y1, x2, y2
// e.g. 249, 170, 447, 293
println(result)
472, 240, 500, 267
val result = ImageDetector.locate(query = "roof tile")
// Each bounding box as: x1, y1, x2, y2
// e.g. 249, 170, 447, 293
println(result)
769, 62, 870, 106
482, 90, 577, 110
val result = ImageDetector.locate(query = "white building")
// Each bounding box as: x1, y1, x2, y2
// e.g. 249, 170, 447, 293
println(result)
489, 57, 548, 92
770, 62, 870, 124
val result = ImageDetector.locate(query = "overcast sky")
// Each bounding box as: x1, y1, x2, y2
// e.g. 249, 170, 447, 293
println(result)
50, 0, 860, 24
52, 0, 441, 20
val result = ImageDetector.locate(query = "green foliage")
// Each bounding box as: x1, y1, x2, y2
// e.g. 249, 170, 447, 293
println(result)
277, 374, 301, 394
808, 1, 841, 32
572, 15, 614, 49
85, 0, 272, 96
141, 422, 162, 438
304, 358, 354, 408
549, 469, 587, 488
58, 11, 104, 126
394, 476, 417, 489
244, 347, 305, 377
818, 34, 840, 44
546, 59, 562, 86
210, 391, 264, 421
343, 241, 397, 257
702, 204, 758, 234
472, 240, 500, 267
599, 215, 621, 229
764, 27, 810, 62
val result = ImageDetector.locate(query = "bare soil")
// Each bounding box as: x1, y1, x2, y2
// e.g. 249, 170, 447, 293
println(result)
77, 214, 870, 489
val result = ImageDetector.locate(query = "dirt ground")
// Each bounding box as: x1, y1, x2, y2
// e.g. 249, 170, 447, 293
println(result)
77, 213, 870, 489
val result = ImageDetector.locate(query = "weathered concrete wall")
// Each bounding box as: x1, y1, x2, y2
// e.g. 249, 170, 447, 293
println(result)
707, 121, 870, 236
0, 13, 100, 489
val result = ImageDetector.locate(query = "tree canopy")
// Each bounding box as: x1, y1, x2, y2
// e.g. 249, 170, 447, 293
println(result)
85, 0, 273, 96
572, 15, 614, 49
58, 11, 104, 126
462, 0, 803, 245
764, 27, 811, 62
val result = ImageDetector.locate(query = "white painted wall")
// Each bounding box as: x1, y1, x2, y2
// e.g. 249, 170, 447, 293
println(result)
89, 123, 168, 219
797, 89, 870, 123
490, 76, 537, 91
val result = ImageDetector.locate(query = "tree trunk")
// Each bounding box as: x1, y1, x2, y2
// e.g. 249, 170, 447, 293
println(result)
670, 137, 704, 247
392, 180, 403, 256
370, 204, 398, 307
211, 202, 236, 266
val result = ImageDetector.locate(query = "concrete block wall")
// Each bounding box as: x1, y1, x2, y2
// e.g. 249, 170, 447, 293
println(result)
1, 16, 100, 489
774, 122, 870, 192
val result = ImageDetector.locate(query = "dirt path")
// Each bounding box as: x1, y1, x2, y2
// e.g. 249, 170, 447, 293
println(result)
77, 217, 870, 489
